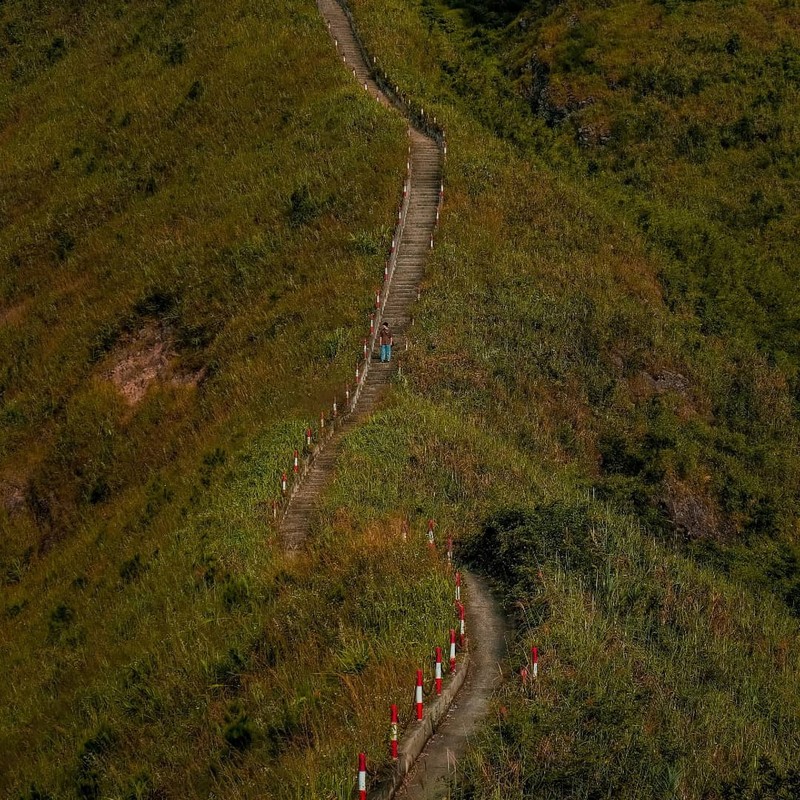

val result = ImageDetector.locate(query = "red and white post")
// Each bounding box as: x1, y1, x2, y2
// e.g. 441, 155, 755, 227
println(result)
363, 339, 368, 360
305, 427, 312, 447
447, 537, 453, 567
449, 629, 457, 673
455, 571, 461, 602
358, 752, 367, 800
415, 669, 424, 720
531, 646, 539, 679
370, 313, 375, 335
458, 601, 466, 648
390, 704, 399, 760
281, 471, 287, 496
435, 647, 443, 695
427, 518, 435, 547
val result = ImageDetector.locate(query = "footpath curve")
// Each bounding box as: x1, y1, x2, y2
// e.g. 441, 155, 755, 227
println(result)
280, 2, 508, 797
393, 572, 507, 800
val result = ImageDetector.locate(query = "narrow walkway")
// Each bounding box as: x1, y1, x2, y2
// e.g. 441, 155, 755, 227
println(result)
396, 572, 507, 799
281, 0, 441, 551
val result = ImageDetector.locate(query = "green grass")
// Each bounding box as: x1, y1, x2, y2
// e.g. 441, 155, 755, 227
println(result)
0, 0, 405, 563
1, 409, 459, 796
348, 0, 800, 587
309, 385, 800, 796
326, 0, 799, 794
0, 0, 466, 795
457, 503, 800, 797
3, 0, 800, 795
0, 0, 402, 585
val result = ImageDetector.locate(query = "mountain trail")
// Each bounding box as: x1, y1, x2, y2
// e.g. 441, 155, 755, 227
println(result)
280, 0, 440, 552
279, 2, 509, 796
395, 571, 507, 799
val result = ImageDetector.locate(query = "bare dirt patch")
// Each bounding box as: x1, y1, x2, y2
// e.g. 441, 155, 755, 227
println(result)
104, 321, 203, 405
105, 321, 174, 404
0, 302, 28, 327
664, 478, 727, 540
0, 478, 26, 516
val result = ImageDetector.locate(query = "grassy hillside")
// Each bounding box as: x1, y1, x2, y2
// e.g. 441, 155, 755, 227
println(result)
0, 0, 404, 551
3, 0, 800, 796
351, 0, 800, 601
0, 1, 458, 796
496, 0, 800, 368
340, 0, 800, 794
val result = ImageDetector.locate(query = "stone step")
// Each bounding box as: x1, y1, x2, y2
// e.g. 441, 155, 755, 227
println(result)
281, 4, 442, 550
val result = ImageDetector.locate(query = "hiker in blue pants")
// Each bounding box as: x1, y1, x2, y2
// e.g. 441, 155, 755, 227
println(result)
379, 322, 393, 363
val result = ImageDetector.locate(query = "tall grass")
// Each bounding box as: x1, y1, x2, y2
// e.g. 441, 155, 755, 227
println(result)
324, 0, 799, 794
3, 0, 799, 794
456, 504, 800, 797
0, 0, 462, 794
1, 409, 459, 796
0, 0, 403, 589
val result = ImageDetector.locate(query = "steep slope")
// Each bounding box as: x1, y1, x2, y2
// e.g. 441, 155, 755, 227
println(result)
0, 1, 454, 796
3, 0, 800, 796
0, 0, 406, 560
313, 0, 800, 796
280, 0, 441, 548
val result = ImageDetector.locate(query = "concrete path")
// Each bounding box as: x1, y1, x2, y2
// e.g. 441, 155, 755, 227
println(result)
280, 0, 441, 551
282, 4, 509, 798
396, 572, 507, 799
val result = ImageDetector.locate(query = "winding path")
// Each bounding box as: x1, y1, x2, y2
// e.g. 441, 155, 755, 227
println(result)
396, 571, 507, 799
279, 2, 509, 797
281, 0, 440, 551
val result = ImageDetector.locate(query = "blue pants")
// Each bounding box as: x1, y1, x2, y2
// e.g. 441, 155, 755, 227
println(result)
380, 344, 392, 362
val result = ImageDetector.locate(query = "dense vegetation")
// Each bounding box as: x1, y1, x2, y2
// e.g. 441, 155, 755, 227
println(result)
345, 0, 800, 795
0, 1, 454, 796
2, 0, 799, 796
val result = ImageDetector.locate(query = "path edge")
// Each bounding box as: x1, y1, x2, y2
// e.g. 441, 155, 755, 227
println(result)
370, 653, 472, 799
280, 0, 445, 538
332, 0, 446, 147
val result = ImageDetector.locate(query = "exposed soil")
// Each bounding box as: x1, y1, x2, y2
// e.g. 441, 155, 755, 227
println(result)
664, 477, 726, 541
0, 301, 28, 326
105, 321, 203, 405
0, 478, 26, 516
